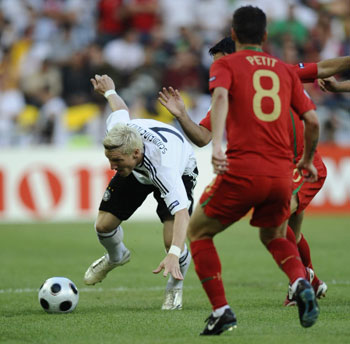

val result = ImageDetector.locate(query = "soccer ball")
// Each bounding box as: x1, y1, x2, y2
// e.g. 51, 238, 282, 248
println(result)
38, 277, 79, 313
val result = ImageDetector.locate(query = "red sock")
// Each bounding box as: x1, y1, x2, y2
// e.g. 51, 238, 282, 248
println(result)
267, 238, 306, 284
190, 239, 228, 310
297, 233, 312, 268
297, 233, 320, 286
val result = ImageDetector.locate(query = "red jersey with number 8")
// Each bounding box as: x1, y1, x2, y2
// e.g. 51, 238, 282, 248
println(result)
209, 49, 315, 177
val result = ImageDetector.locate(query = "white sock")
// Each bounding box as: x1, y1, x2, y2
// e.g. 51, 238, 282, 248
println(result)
97, 225, 127, 263
213, 305, 230, 317
166, 243, 192, 290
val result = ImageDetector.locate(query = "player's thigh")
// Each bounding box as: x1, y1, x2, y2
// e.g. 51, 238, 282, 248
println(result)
199, 174, 252, 227
99, 173, 154, 221
251, 176, 292, 228
295, 177, 326, 215
290, 193, 298, 214
187, 202, 227, 241
293, 158, 326, 215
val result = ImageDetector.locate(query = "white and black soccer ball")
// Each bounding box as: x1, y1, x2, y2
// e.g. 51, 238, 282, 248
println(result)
38, 277, 79, 313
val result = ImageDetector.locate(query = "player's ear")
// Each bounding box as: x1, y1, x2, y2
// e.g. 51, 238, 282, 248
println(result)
231, 28, 237, 42
262, 30, 268, 43
133, 149, 141, 159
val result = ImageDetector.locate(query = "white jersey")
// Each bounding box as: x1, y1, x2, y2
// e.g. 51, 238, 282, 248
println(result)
106, 110, 197, 215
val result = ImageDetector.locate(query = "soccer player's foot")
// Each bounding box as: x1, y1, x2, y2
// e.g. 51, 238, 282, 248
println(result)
284, 284, 297, 306
313, 280, 328, 299
161, 288, 182, 310
200, 308, 237, 335
84, 250, 130, 285
284, 267, 314, 307
292, 278, 319, 328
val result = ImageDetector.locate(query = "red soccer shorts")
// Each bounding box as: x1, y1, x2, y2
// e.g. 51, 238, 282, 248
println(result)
292, 154, 327, 214
200, 173, 292, 228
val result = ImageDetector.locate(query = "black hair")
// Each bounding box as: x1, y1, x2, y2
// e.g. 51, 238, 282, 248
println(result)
232, 6, 266, 45
208, 37, 236, 56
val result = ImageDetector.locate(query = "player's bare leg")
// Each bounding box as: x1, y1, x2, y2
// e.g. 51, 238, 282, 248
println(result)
162, 218, 191, 310
188, 204, 237, 335
84, 211, 130, 285
260, 221, 319, 327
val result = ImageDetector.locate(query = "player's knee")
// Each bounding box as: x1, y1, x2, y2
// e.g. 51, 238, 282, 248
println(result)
187, 223, 209, 242
94, 221, 115, 234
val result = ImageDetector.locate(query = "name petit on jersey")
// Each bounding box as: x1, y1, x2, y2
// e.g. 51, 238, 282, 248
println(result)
246, 55, 277, 67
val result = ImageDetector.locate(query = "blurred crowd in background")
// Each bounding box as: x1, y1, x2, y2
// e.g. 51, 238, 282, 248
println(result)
0, 0, 349, 148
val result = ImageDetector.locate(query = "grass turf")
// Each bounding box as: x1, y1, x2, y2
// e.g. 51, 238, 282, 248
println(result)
0, 216, 349, 343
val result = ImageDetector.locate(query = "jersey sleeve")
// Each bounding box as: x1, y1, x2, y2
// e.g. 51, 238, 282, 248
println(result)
105, 109, 130, 131
199, 110, 212, 131
289, 68, 316, 118
209, 58, 232, 92
293, 63, 318, 83
158, 168, 189, 215
144, 154, 189, 215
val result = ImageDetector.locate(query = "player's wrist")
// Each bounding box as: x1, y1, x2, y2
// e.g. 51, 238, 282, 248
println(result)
104, 89, 117, 99
168, 245, 181, 257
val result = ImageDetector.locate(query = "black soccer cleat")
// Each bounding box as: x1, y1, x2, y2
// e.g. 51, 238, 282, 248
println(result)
200, 308, 237, 335
294, 279, 320, 328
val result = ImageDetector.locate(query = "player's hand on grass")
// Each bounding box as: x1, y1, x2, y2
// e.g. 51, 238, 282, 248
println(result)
296, 159, 318, 183
152, 254, 184, 280
158, 87, 186, 119
212, 145, 228, 175
91, 74, 116, 96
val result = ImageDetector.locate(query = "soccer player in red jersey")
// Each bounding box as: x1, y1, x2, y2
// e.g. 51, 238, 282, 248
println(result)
186, 6, 320, 334
159, 43, 349, 310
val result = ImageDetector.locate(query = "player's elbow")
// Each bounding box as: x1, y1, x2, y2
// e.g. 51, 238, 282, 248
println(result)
195, 128, 212, 147
303, 110, 319, 131
196, 136, 211, 147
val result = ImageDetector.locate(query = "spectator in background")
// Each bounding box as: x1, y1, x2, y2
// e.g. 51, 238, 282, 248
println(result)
0, 72, 25, 146
162, 49, 206, 93
97, 0, 127, 46
268, 4, 309, 57
20, 58, 62, 107
34, 85, 67, 145
124, 0, 159, 44
159, 0, 198, 41
309, 10, 344, 60
103, 29, 145, 72
49, 22, 80, 66
195, 0, 232, 42
61, 51, 92, 106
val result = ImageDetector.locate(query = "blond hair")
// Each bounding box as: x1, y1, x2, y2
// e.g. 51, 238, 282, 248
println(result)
103, 123, 143, 154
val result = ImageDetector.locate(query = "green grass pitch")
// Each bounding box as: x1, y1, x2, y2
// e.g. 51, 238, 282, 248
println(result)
1, 216, 350, 344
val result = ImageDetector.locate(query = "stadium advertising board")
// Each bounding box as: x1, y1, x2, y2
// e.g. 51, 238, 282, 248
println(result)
0, 145, 349, 222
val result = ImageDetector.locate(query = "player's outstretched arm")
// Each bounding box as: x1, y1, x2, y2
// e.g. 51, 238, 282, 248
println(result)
210, 87, 229, 174
158, 87, 212, 147
90, 74, 129, 112
153, 208, 189, 280
318, 77, 350, 92
317, 56, 350, 79
297, 109, 319, 183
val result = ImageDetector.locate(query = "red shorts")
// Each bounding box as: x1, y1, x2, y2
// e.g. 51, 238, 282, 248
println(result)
292, 154, 327, 214
200, 174, 292, 227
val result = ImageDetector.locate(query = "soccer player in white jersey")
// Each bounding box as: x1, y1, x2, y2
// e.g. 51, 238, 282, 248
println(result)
84, 74, 198, 310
